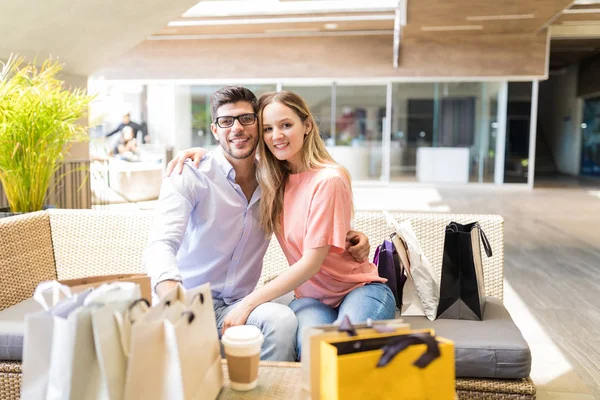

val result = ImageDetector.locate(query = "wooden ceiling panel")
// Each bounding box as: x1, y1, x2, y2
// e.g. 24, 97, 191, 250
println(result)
406, 0, 572, 33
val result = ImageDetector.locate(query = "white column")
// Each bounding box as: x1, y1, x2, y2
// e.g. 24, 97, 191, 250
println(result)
382, 82, 393, 182
528, 80, 540, 190
147, 84, 192, 152
478, 84, 489, 183
494, 82, 508, 185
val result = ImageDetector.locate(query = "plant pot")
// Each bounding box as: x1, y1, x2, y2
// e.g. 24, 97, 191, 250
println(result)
0, 207, 23, 219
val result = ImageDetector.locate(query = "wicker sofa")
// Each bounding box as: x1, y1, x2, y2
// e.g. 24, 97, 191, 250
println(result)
0, 209, 536, 400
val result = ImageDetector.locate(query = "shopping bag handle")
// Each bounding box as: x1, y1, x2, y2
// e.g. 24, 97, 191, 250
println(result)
33, 281, 73, 311
114, 298, 151, 358
179, 292, 206, 324
447, 222, 493, 258
377, 332, 441, 369
373, 244, 381, 265
339, 315, 358, 336
478, 226, 493, 258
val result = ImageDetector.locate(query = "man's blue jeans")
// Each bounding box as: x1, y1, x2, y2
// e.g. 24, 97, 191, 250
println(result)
289, 282, 396, 359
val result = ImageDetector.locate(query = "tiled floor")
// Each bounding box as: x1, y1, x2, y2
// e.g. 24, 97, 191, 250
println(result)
352, 181, 600, 400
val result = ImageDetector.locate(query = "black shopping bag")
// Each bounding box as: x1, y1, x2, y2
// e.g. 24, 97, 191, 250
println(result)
436, 221, 492, 321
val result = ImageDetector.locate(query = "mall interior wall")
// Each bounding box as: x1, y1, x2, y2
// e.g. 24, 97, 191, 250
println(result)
539, 65, 582, 176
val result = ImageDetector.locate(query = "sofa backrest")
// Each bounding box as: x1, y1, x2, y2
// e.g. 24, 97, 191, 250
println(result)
0, 209, 504, 311
0, 211, 57, 311
261, 211, 505, 301
47, 209, 150, 280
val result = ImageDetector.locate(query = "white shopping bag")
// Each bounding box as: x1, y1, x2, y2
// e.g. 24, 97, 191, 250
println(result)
21, 282, 73, 400
124, 283, 223, 400
90, 284, 148, 400
384, 211, 440, 321
22, 281, 143, 400
46, 289, 103, 400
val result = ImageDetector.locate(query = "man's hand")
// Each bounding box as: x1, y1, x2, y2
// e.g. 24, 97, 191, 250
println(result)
155, 280, 180, 299
164, 147, 208, 177
346, 230, 371, 262
222, 300, 254, 335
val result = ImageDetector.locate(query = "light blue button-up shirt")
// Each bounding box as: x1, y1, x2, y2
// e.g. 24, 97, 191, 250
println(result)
144, 148, 269, 304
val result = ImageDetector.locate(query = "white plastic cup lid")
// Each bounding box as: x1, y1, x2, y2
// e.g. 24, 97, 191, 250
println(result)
221, 325, 264, 348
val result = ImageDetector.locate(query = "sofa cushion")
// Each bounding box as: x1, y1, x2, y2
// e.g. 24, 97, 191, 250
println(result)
402, 296, 531, 379
0, 297, 43, 361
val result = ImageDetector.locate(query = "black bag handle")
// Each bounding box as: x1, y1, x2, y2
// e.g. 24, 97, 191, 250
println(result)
377, 332, 441, 369
339, 315, 358, 337
447, 221, 492, 258
476, 224, 493, 258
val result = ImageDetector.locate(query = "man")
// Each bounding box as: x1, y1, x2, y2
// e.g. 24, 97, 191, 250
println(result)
105, 113, 146, 142
145, 86, 370, 362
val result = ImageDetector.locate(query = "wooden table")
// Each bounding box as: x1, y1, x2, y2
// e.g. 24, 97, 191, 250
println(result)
219, 361, 308, 400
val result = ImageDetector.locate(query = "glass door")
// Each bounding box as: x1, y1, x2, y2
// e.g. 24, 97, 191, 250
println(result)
581, 96, 600, 177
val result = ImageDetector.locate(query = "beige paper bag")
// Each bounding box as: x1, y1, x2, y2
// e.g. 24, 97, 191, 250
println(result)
123, 283, 222, 400
164, 285, 223, 400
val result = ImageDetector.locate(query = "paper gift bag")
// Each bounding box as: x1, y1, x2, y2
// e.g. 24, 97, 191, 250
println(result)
47, 282, 142, 400
124, 286, 186, 400
163, 287, 223, 400
59, 274, 152, 305
320, 330, 455, 400
92, 296, 150, 400
303, 317, 411, 400
373, 239, 407, 310
437, 222, 492, 321
21, 282, 75, 400
383, 211, 440, 321
124, 283, 223, 400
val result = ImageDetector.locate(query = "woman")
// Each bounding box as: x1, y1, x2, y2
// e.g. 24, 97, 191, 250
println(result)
171, 91, 395, 357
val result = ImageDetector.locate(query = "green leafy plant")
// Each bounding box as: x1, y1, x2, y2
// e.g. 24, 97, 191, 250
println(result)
0, 55, 94, 212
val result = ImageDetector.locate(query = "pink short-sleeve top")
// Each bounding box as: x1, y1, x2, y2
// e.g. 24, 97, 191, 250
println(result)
275, 166, 385, 307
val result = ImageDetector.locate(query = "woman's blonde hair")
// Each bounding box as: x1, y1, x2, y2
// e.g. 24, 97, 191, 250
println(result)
257, 91, 352, 235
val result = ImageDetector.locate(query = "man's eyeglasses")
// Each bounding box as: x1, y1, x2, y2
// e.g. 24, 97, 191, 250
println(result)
215, 113, 257, 128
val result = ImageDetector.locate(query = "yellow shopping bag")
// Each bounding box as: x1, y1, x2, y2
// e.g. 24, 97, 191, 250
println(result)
305, 318, 411, 400
320, 327, 455, 400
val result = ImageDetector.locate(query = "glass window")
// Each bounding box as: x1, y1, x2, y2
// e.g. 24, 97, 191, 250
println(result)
392, 82, 506, 183
391, 83, 436, 181
282, 85, 333, 141
334, 85, 387, 180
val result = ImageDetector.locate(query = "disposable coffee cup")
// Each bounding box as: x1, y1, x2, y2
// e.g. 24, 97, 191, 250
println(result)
221, 325, 264, 391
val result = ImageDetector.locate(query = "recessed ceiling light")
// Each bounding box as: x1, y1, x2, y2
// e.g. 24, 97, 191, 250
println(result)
264, 28, 321, 33
421, 25, 483, 32
466, 14, 534, 21
324, 23, 338, 30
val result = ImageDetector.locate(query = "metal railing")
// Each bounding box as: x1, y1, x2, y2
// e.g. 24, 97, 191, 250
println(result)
0, 160, 92, 210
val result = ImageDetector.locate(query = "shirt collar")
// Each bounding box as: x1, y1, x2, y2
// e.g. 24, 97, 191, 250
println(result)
213, 146, 236, 181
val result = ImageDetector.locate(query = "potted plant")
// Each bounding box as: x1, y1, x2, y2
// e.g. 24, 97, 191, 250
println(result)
0, 55, 94, 214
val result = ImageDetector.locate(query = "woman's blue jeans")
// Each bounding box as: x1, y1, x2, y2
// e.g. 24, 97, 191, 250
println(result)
289, 282, 396, 359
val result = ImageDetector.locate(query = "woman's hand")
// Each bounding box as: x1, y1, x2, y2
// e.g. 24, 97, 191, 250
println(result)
222, 300, 254, 334
346, 230, 371, 262
164, 147, 208, 177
